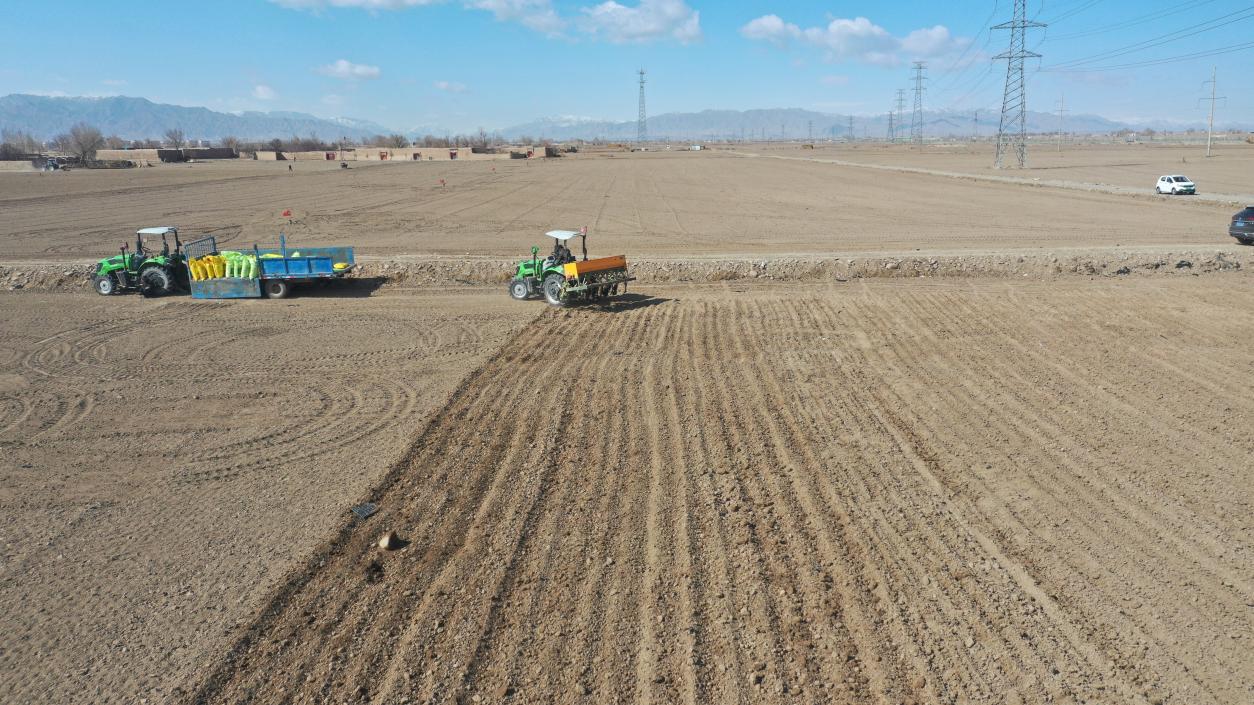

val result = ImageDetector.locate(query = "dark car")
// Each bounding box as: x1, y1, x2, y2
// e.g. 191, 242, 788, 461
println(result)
1232, 206, 1254, 245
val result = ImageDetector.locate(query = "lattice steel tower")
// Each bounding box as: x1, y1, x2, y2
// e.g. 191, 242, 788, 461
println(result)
910, 62, 926, 146
993, 0, 1045, 168
894, 89, 907, 143
637, 69, 647, 145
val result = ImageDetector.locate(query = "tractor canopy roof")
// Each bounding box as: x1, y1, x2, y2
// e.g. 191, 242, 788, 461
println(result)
137, 226, 178, 236
546, 230, 580, 241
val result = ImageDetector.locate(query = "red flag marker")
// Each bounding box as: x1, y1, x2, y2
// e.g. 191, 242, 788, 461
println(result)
282, 209, 292, 217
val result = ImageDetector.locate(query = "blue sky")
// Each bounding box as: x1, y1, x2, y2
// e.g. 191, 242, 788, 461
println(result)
4, 1, 1252, 130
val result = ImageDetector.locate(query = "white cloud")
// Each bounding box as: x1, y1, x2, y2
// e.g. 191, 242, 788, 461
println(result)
467, 0, 565, 34
252, 84, 278, 100
741, 15, 969, 67
580, 0, 700, 43
434, 80, 468, 93
319, 59, 382, 80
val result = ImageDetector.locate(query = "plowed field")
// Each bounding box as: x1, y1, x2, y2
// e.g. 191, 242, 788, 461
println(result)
185, 278, 1253, 705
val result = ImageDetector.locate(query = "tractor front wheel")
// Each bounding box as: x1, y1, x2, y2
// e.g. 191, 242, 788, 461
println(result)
140, 267, 173, 297
93, 274, 117, 296
542, 274, 566, 307
509, 279, 530, 300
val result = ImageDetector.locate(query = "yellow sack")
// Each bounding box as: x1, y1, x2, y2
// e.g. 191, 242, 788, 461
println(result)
259, 253, 281, 259
247, 257, 259, 279
333, 262, 350, 271
213, 256, 226, 279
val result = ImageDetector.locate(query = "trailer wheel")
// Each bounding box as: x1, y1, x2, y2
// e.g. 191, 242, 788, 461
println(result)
93, 275, 117, 296
509, 279, 530, 300
265, 280, 291, 299
542, 274, 566, 307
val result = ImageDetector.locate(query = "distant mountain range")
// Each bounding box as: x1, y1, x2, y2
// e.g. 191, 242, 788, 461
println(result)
502, 108, 1251, 141
0, 95, 394, 142
2, 94, 1248, 145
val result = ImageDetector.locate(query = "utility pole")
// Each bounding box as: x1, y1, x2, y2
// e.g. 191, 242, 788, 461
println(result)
848, 115, 854, 141
894, 89, 907, 143
1056, 94, 1067, 152
973, 110, 978, 139
993, 0, 1045, 168
1201, 67, 1225, 158
781, 122, 786, 140
888, 109, 896, 142
637, 69, 647, 145
808, 120, 813, 141
910, 62, 927, 146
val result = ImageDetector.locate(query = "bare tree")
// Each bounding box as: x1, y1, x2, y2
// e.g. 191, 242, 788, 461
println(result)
0, 129, 40, 158
56, 123, 105, 161
219, 135, 241, 150
104, 135, 126, 150
164, 128, 186, 148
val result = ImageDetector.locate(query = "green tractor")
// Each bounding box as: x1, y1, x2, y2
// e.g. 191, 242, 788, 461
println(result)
508, 227, 634, 306
92, 226, 189, 296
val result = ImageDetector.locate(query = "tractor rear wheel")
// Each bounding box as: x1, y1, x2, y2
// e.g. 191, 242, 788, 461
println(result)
93, 275, 117, 296
509, 279, 530, 300
140, 267, 173, 297
542, 274, 566, 307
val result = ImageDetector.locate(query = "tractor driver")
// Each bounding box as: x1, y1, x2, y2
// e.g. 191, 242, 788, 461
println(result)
551, 239, 574, 265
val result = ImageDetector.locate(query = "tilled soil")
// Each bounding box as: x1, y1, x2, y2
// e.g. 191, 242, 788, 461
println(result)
0, 290, 537, 704
0, 151, 1234, 262
186, 278, 1252, 705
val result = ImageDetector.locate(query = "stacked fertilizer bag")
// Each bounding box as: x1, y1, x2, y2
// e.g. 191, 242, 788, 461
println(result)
189, 251, 259, 281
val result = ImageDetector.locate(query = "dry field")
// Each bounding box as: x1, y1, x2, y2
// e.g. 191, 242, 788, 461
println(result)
176, 278, 1254, 705
758, 141, 1254, 200
1, 149, 1252, 705
0, 148, 1238, 263
0, 289, 537, 704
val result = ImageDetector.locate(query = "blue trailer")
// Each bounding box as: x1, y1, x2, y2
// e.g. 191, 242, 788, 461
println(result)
184, 234, 355, 299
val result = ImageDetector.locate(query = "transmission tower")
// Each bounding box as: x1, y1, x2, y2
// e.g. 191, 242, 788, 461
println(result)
887, 109, 895, 142
910, 62, 926, 146
1056, 94, 1068, 152
894, 89, 907, 143
637, 69, 647, 144
993, 0, 1045, 168
848, 115, 854, 141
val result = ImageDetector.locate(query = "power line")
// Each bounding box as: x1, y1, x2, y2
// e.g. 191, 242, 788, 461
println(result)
994, 0, 1045, 169
910, 62, 927, 146
1043, 40, 1254, 72
1046, 0, 1217, 41
1045, 7, 1254, 71
1043, 0, 1104, 24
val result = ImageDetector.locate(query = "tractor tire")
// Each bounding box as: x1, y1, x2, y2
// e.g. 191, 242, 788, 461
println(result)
509, 279, 530, 300
542, 274, 566, 307
93, 274, 117, 296
139, 267, 173, 297
264, 279, 291, 299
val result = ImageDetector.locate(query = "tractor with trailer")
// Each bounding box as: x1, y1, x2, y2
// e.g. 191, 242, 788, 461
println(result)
92, 226, 189, 296
509, 227, 634, 306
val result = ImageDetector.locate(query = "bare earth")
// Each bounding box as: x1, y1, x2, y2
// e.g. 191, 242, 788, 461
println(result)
1, 150, 1252, 705
0, 289, 537, 704
0, 149, 1238, 262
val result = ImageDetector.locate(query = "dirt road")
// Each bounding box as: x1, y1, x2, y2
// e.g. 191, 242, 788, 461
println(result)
0, 289, 537, 704
185, 278, 1253, 705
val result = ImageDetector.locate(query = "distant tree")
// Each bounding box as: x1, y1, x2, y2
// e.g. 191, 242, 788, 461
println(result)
164, 128, 186, 148
0, 129, 40, 158
56, 123, 105, 161
219, 135, 241, 150
380, 134, 409, 148
104, 134, 126, 150
476, 127, 489, 148
268, 138, 283, 152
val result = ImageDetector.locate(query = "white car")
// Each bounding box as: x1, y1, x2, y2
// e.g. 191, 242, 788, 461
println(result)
1155, 175, 1196, 195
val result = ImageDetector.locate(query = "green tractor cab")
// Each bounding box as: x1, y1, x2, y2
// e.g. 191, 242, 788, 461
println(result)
509, 227, 634, 306
92, 226, 190, 297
